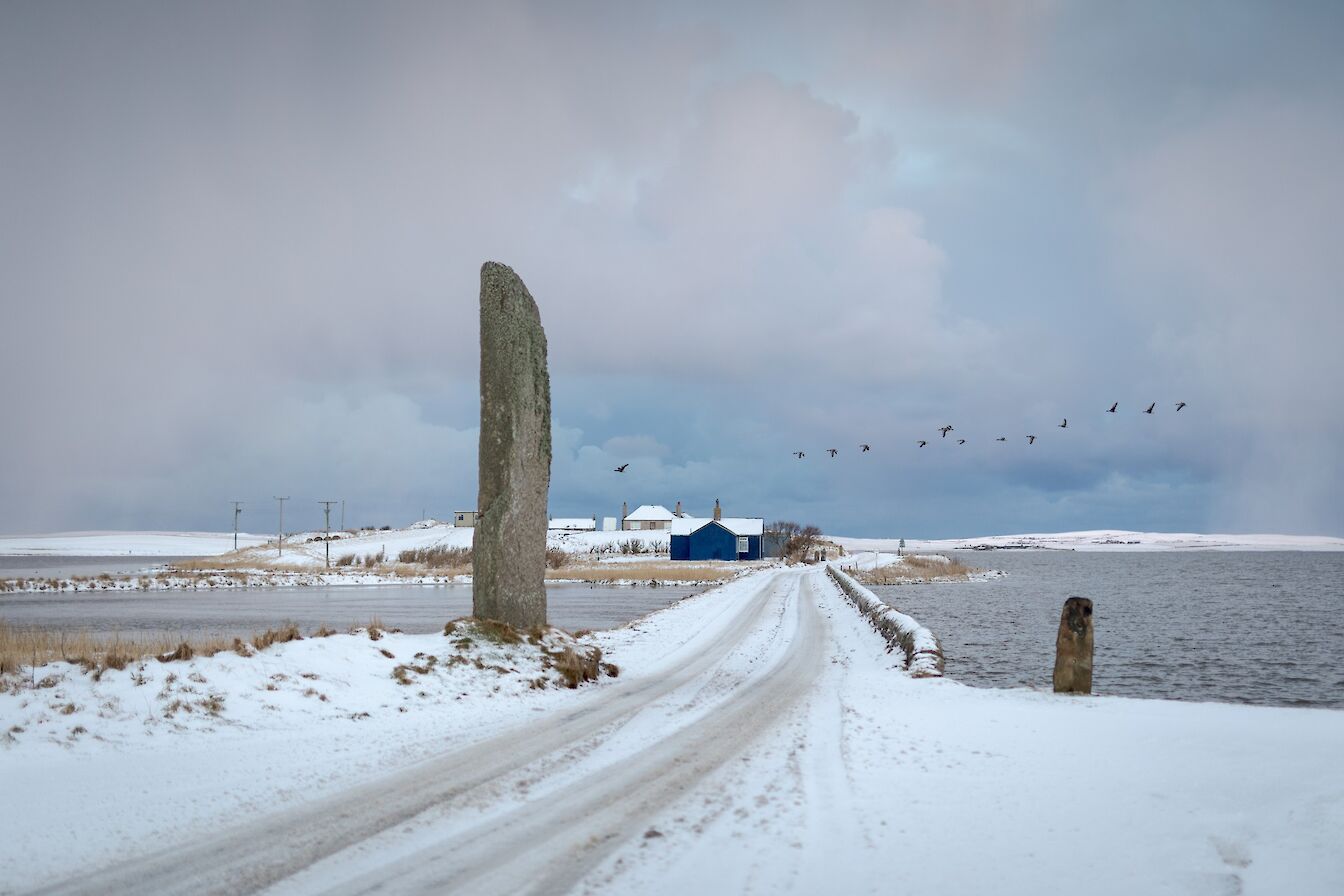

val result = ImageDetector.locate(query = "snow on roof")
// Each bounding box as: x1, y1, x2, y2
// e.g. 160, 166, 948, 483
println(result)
670, 516, 764, 537
624, 504, 674, 522
548, 518, 596, 531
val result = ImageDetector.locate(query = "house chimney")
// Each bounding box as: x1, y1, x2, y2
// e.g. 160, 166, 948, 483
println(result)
713, 498, 722, 521
675, 500, 682, 517
622, 501, 628, 529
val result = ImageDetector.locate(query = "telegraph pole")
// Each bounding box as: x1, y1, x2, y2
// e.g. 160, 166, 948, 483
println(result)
340, 499, 345, 532
231, 502, 243, 551
319, 500, 337, 568
274, 496, 289, 557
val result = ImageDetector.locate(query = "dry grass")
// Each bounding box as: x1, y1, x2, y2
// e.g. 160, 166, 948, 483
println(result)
171, 553, 315, 575
856, 554, 982, 585
545, 562, 739, 583
397, 546, 472, 569
0, 620, 357, 678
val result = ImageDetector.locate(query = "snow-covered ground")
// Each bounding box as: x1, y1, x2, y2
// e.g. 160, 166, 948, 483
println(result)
3, 566, 1340, 895
0, 530, 271, 556
0, 525, 704, 592
837, 529, 1344, 552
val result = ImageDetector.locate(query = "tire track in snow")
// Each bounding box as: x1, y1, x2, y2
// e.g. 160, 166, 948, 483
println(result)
301, 568, 827, 895
30, 571, 791, 896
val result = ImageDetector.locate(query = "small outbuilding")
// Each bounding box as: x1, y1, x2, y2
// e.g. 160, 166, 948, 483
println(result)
670, 507, 764, 561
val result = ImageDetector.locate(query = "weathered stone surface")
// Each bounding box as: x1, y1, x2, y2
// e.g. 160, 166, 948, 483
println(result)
1052, 596, 1094, 694
473, 261, 551, 629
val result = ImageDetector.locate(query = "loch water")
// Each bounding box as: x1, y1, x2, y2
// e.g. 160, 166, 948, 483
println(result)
872, 551, 1344, 709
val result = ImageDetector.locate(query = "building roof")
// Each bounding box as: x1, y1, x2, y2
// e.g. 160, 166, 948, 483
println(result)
624, 504, 675, 522
670, 516, 764, 537
548, 518, 596, 531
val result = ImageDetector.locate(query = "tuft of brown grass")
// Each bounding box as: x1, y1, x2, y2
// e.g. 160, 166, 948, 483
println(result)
855, 554, 981, 585
158, 642, 195, 663
472, 618, 522, 645
251, 624, 302, 651
549, 645, 603, 688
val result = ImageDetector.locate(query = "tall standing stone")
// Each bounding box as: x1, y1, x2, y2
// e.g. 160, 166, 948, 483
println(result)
474, 262, 551, 629
1052, 596, 1094, 694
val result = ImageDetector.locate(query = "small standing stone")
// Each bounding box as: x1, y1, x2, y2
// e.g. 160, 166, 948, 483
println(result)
473, 262, 551, 629
1053, 596, 1094, 694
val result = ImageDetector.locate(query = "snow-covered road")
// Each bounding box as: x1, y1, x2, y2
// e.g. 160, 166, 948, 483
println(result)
14, 566, 1344, 895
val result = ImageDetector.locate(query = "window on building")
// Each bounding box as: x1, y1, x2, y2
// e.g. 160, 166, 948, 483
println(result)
737, 536, 749, 554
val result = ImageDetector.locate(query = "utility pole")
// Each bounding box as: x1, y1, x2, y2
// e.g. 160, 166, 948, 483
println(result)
231, 501, 243, 551
274, 496, 289, 557
319, 500, 337, 568
340, 499, 345, 532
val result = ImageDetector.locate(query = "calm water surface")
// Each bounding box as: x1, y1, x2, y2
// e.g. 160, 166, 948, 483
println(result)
873, 551, 1344, 709
0, 582, 699, 638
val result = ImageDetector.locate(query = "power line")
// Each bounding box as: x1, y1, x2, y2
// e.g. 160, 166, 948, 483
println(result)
231, 501, 243, 551
318, 500, 338, 568
274, 496, 289, 557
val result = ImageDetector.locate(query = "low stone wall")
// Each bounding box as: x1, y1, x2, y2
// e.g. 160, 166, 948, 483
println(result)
826, 565, 945, 678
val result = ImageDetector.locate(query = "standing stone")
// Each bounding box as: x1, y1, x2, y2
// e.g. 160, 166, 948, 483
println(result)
474, 262, 551, 629
1052, 596, 1094, 694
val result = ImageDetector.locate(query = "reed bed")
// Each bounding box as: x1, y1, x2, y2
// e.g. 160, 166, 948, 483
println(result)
0, 620, 338, 677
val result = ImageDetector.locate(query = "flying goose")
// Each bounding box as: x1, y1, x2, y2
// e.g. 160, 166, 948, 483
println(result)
614, 464, 628, 473
1059, 418, 1068, 428
1027, 435, 1037, 445
1175, 401, 1187, 411
1107, 402, 1117, 413
939, 425, 954, 438
860, 444, 871, 452
827, 448, 838, 457
1144, 402, 1155, 414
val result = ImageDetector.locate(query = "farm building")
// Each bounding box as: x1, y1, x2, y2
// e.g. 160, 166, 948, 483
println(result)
622, 503, 675, 531
670, 501, 764, 561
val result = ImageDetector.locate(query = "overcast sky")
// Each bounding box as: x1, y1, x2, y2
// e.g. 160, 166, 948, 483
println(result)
2, 1, 1342, 539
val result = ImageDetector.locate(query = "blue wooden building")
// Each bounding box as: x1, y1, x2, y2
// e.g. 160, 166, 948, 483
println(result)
670, 509, 764, 561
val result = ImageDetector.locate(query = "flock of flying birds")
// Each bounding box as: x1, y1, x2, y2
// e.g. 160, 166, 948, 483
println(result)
787, 400, 1188, 459
608, 401, 1188, 472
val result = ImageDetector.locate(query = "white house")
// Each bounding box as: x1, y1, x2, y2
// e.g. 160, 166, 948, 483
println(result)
622, 504, 675, 531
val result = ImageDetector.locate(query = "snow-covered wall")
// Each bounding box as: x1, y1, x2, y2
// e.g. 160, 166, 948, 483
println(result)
825, 565, 944, 678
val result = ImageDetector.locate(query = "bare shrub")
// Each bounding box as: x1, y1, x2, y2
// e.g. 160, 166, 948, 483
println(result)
334, 554, 356, 568
545, 548, 570, 569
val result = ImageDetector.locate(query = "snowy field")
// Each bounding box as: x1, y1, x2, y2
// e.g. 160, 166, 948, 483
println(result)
837, 529, 1344, 553
0, 530, 271, 557
5, 526, 1340, 561
3, 566, 1341, 895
